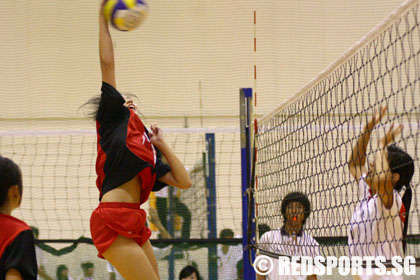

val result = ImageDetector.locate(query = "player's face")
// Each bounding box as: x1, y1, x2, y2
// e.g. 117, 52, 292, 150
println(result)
122, 95, 138, 112
83, 267, 94, 277
285, 202, 305, 231
181, 272, 198, 280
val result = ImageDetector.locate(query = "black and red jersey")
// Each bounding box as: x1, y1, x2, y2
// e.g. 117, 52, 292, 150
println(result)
0, 214, 37, 279
95, 82, 170, 204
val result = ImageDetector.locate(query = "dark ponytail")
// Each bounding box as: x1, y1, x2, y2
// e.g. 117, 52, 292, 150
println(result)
79, 96, 101, 120
387, 145, 414, 254
401, 186, 412, 254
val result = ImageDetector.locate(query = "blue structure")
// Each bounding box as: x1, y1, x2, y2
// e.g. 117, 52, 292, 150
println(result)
240, 88, 256, 280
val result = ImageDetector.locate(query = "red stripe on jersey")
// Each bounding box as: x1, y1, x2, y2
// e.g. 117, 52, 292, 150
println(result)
138, 167, 156, 205
95, 121, 106, 199
400, 202, 406, 224
126, 111, 156, 166
126, 111, 157, 204
0, 214, 30, 258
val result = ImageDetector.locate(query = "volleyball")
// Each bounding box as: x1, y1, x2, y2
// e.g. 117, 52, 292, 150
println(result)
103, 0, 149, 31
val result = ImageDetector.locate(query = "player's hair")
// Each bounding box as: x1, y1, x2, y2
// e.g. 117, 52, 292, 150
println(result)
387, 145, 415, 253
80, 93, 140, 120
220, 228, 234, 239
258, 223, 271, 238
179, 265, 200, 280
80, 95, 101, 120
56, 264, 69, 280
281, 192, 311, 225
81, 261, 94, 270
0, 155, 23, 208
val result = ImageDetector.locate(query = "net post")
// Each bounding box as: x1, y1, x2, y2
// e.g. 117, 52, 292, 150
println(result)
240, 88, 256, 280
205, 133, 218, 280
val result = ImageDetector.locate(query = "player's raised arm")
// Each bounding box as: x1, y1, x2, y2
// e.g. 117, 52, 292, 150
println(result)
150, 125, 192, 190
99, 0, 116, 88
372, 124, 403, 209
348, 106, 387, 180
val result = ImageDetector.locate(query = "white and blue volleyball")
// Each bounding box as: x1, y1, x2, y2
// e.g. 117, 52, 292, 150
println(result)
104, 0, 149, 31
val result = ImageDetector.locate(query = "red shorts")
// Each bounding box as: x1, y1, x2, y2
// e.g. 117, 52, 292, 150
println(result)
90, 202, 151, 259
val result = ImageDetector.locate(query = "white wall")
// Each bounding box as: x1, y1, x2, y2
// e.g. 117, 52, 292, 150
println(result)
0, 0, 406, 124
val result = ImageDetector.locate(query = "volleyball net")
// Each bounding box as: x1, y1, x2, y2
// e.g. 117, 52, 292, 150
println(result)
0, 127, 242, 279
254, 0, 420, 261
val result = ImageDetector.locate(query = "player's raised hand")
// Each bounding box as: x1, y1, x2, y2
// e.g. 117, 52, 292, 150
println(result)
380, 123, 403, 148
150, 124, 164, 147
366, 105, 387, 132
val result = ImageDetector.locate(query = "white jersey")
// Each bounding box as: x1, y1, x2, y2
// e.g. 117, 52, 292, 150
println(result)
348, 175, 404, 259
217, 244, 242, 280
259, 229, 320, 280
348, 175, 405, 280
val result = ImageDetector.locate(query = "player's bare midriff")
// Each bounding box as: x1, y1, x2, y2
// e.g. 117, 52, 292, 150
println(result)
101, 176, 142, 203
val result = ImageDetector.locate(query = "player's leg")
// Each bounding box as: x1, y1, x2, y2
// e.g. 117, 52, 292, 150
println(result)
103, 234, 159, 280
141, 239, 160, 279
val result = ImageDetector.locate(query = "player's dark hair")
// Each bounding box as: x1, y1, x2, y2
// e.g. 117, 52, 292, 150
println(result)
281, 192, 311, 225
0, 155, 22, 208
179, 265, 200, 280
80, 95, 101, 120
258, 223, 271, 238
56, 264, 69, 280
81, 261, 94, 270
80, 93, 140, 120
387, 145, 414, 254
220, 228, 234, 239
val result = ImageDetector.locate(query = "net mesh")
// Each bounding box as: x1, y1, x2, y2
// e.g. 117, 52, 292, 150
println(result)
0, 128, 242, 279
255, 0, 420, 262
33, 242, 234, 280
2, 0, 419, 279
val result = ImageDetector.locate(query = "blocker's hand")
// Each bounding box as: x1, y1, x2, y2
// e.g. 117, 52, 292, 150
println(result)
379, 123, 403, 149
365, 105, 387, 132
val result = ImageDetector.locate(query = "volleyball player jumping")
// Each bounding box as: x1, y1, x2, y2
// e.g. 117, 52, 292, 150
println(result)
348, 106, 414, 272
88, 2, 191, 279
